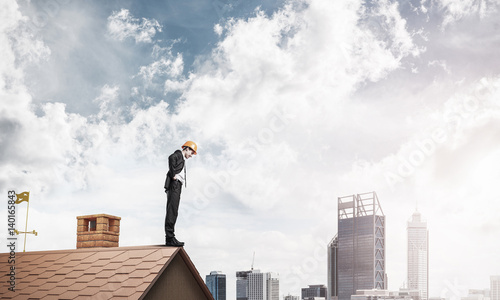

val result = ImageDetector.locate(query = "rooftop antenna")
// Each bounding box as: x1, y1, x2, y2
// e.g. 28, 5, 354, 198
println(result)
251, 251, 255, 270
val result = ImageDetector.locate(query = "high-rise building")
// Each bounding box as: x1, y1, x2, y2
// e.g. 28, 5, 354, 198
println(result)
237, 271, 252, 300
302, 284, 327, 299
237, 269, 279, 300
206, 271, 226, 300
335, 192, 387, 300
327, 236, 338, 300
249, 271, 267, 300
267, 273, 280, 300
284, 295, 300, 300
491, 276, 500, 300
407, 210, 429, 300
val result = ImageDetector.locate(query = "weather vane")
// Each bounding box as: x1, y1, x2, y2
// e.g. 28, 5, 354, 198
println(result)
14, 192, 38, 252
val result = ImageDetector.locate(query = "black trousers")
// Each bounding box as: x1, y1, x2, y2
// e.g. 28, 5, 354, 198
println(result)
165, 180, 182, 240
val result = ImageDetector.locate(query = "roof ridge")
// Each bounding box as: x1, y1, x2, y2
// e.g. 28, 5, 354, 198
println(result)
0, 245, 180, 255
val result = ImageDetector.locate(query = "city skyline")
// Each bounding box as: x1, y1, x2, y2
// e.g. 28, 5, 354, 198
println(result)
210, 199, 497, 299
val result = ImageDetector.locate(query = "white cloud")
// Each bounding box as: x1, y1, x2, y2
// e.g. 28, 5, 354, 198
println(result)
214, 23, 223, 36
343, 76, 500, 188
176, 0, 421, 139
139, 54, 184, 84
437, 0, 500, 27
164, 0, 423, 218
10, 34, 50, 65
107, 9, 162, 43
164, 78, 190, 93
369, 0, 423, 58
132, 43, 186, 95
93, 84, 121, 122
428, 59, 451, 74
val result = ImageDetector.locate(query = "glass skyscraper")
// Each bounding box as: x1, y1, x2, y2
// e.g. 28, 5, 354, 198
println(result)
335, 192, 387, 300
302, 284, 327, 299
237, 271, 252, 300
206, 271, 226, 300
407, 211, 428, 300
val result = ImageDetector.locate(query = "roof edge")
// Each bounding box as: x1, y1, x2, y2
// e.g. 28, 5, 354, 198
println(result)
0, 244, 172, 256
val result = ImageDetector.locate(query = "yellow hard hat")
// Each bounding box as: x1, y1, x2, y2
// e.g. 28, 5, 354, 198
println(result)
182, 141, 197, 154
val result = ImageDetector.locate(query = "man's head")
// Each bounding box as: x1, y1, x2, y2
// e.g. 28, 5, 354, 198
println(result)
181, 141, 197, 159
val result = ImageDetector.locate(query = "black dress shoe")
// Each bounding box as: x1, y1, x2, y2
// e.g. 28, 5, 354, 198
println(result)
165, 237, 184, 247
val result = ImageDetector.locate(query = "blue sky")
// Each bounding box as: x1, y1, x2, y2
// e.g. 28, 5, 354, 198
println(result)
19, 0, 286, 115
2, 0, 500, 299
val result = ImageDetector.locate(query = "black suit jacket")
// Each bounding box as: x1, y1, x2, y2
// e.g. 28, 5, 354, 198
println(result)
164, 150, 185, 191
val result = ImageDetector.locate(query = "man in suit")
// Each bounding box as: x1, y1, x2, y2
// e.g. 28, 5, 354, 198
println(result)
164, 141, 197, 247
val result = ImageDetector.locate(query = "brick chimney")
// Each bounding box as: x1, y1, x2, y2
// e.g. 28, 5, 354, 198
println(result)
76, 214, 121, 249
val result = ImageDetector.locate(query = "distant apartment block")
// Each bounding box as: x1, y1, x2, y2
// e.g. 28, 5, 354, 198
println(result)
302, 284, 327, 300
468, 289, 490, 298
351, 289, 414, 300
464, 289, 491, 300
267, 273, 279, 300
399, 287, 422, 300
492, 276, 500, 300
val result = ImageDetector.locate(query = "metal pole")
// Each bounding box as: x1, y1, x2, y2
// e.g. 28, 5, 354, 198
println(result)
23, 199, 30, 252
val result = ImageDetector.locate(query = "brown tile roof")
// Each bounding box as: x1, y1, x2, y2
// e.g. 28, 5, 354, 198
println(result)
0, 245, 212, 300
